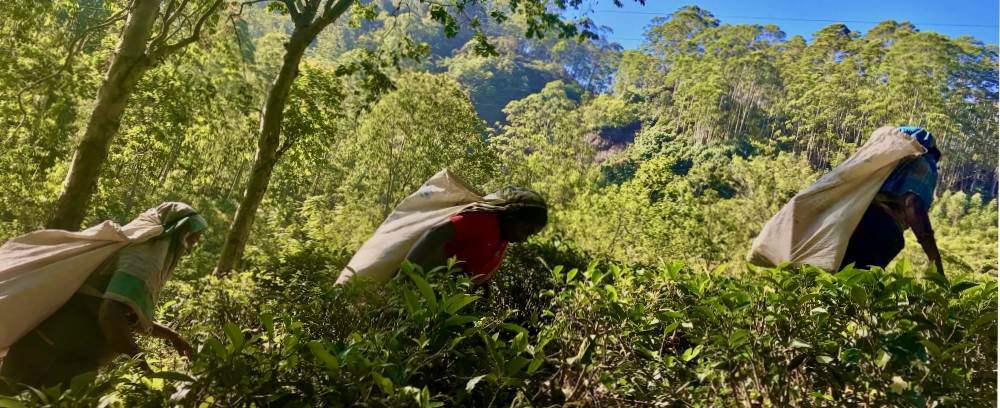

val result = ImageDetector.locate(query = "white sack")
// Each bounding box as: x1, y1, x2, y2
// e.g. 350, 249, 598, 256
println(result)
336, 169, 502, 285
0, 214, 165, 355
747, 126, 925, 271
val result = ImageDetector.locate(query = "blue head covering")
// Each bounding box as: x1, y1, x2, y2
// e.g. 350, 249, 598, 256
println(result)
897, 126, 937, 154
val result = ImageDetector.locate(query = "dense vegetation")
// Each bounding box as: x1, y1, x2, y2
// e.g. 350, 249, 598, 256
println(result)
0, 1, 996, 406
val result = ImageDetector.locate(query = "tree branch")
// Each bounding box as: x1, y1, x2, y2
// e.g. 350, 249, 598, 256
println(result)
279, 0, 303, 26
150, 0, 189, 51
152, 0, 224, 60
235, 0, 272, 17
315, 0, 353, 30
302, 0, 322, 24
14, 8, 129, 119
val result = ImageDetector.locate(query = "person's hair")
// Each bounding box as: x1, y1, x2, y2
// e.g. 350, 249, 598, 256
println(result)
501, 205, 548, 227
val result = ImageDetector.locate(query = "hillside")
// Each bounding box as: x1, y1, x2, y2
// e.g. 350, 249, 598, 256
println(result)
0, 1, 996, 406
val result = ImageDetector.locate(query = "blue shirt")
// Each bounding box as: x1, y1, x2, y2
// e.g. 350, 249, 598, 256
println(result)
879, 152, 938, 212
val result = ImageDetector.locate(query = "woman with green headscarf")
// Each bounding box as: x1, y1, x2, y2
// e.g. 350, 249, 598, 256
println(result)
405, 186, 548, 284
0, 202, 207, 390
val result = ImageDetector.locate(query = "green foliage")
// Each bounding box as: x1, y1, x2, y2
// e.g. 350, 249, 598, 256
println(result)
313, 72, 498, 248
443, 51, 563, 124
492, 80, 595, 208
0, 0, 115, 235
901, 191, 998, 274
4, 251, 994, 406
0, 3, 995, 406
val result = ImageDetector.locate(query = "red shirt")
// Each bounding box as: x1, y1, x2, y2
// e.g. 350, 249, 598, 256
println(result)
444, 212, 508, 283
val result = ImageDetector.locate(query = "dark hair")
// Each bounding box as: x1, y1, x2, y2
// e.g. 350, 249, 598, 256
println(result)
502, 205, 548, 227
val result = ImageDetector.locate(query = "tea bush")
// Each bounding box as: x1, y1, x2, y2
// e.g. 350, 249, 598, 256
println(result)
3, 241, 995, 407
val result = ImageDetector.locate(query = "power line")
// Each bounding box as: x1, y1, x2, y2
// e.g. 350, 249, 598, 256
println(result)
592, 9, 999, 29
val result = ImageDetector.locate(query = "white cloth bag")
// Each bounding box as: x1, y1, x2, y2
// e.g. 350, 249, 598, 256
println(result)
336, 169, 503, 285
0, 214, 165, 355
747, 126, 925, 271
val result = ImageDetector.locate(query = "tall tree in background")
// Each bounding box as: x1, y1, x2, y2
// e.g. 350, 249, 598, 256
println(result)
214, 0, 357, 274
215, 0, 646, 274
47, 0, 224, 230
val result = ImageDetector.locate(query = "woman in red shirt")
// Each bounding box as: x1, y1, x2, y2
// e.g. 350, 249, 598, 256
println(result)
405, 187, 548, 284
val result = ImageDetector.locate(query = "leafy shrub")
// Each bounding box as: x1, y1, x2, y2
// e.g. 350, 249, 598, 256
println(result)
3, 245, 994, 407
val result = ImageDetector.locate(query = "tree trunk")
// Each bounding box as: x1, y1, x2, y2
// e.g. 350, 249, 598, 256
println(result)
215, 30, 311, 274
46, 0, 160, 230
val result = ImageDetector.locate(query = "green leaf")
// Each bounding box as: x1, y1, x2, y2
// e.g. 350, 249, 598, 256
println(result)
443, 315, 478, 327
403, 268, 438, 312
308, 341, 340, 374
203, 337, 227, 358
729, 329, 750, 348
566, 336, 594, 365
849, 286, 868, 306
260, 312, 275, 338
502, 323, 529, 335
504, 356, 531, 375
419, 386, 441, 408
97, 393, 122, 408
402, 288, 420, 317
551, 265, 564, 281
372, 372, 394, 395
923, 271, 949, 288
875, 350, 891, 368
223, 322, 244, 350
566, 268, 579, 283
70, 371, 98, 394
919, 339, 942, 360
0, 397, 26, 408
790, 339, 811, 349
663, 321, 680, 335
442, 294, 480, 315
681, 344, 703, 362
969, 313, 997, 334
950, 281, 979, 294
466, 374, 487, 392
834, 268, 861, 282
637, 346, 661, 361
527, 354, 545, 374
816, 355, 834, 364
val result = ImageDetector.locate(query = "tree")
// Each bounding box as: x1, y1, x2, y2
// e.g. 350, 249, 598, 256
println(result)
215, 0, 645, 274
47, 0, 225, 230
304, 72, 497, 248
0, 1, 117, 234
493, 80, 594, 207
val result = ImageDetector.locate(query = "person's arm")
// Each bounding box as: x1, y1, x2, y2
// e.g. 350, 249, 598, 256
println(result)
148, 322, 194, 358
902, 193, 945, 275
97, 299, 141, 357
404, 221, 456, 272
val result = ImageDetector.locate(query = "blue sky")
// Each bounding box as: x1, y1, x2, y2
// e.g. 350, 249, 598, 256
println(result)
571, 0, 999, 48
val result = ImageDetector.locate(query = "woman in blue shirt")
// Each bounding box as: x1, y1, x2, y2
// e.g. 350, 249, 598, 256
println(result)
840, 127, 945, 274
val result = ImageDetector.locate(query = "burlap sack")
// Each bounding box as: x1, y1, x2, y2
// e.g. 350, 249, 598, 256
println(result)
747, 126, 925, 271
0, 215, 165, 355
336, 170, 502, 285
